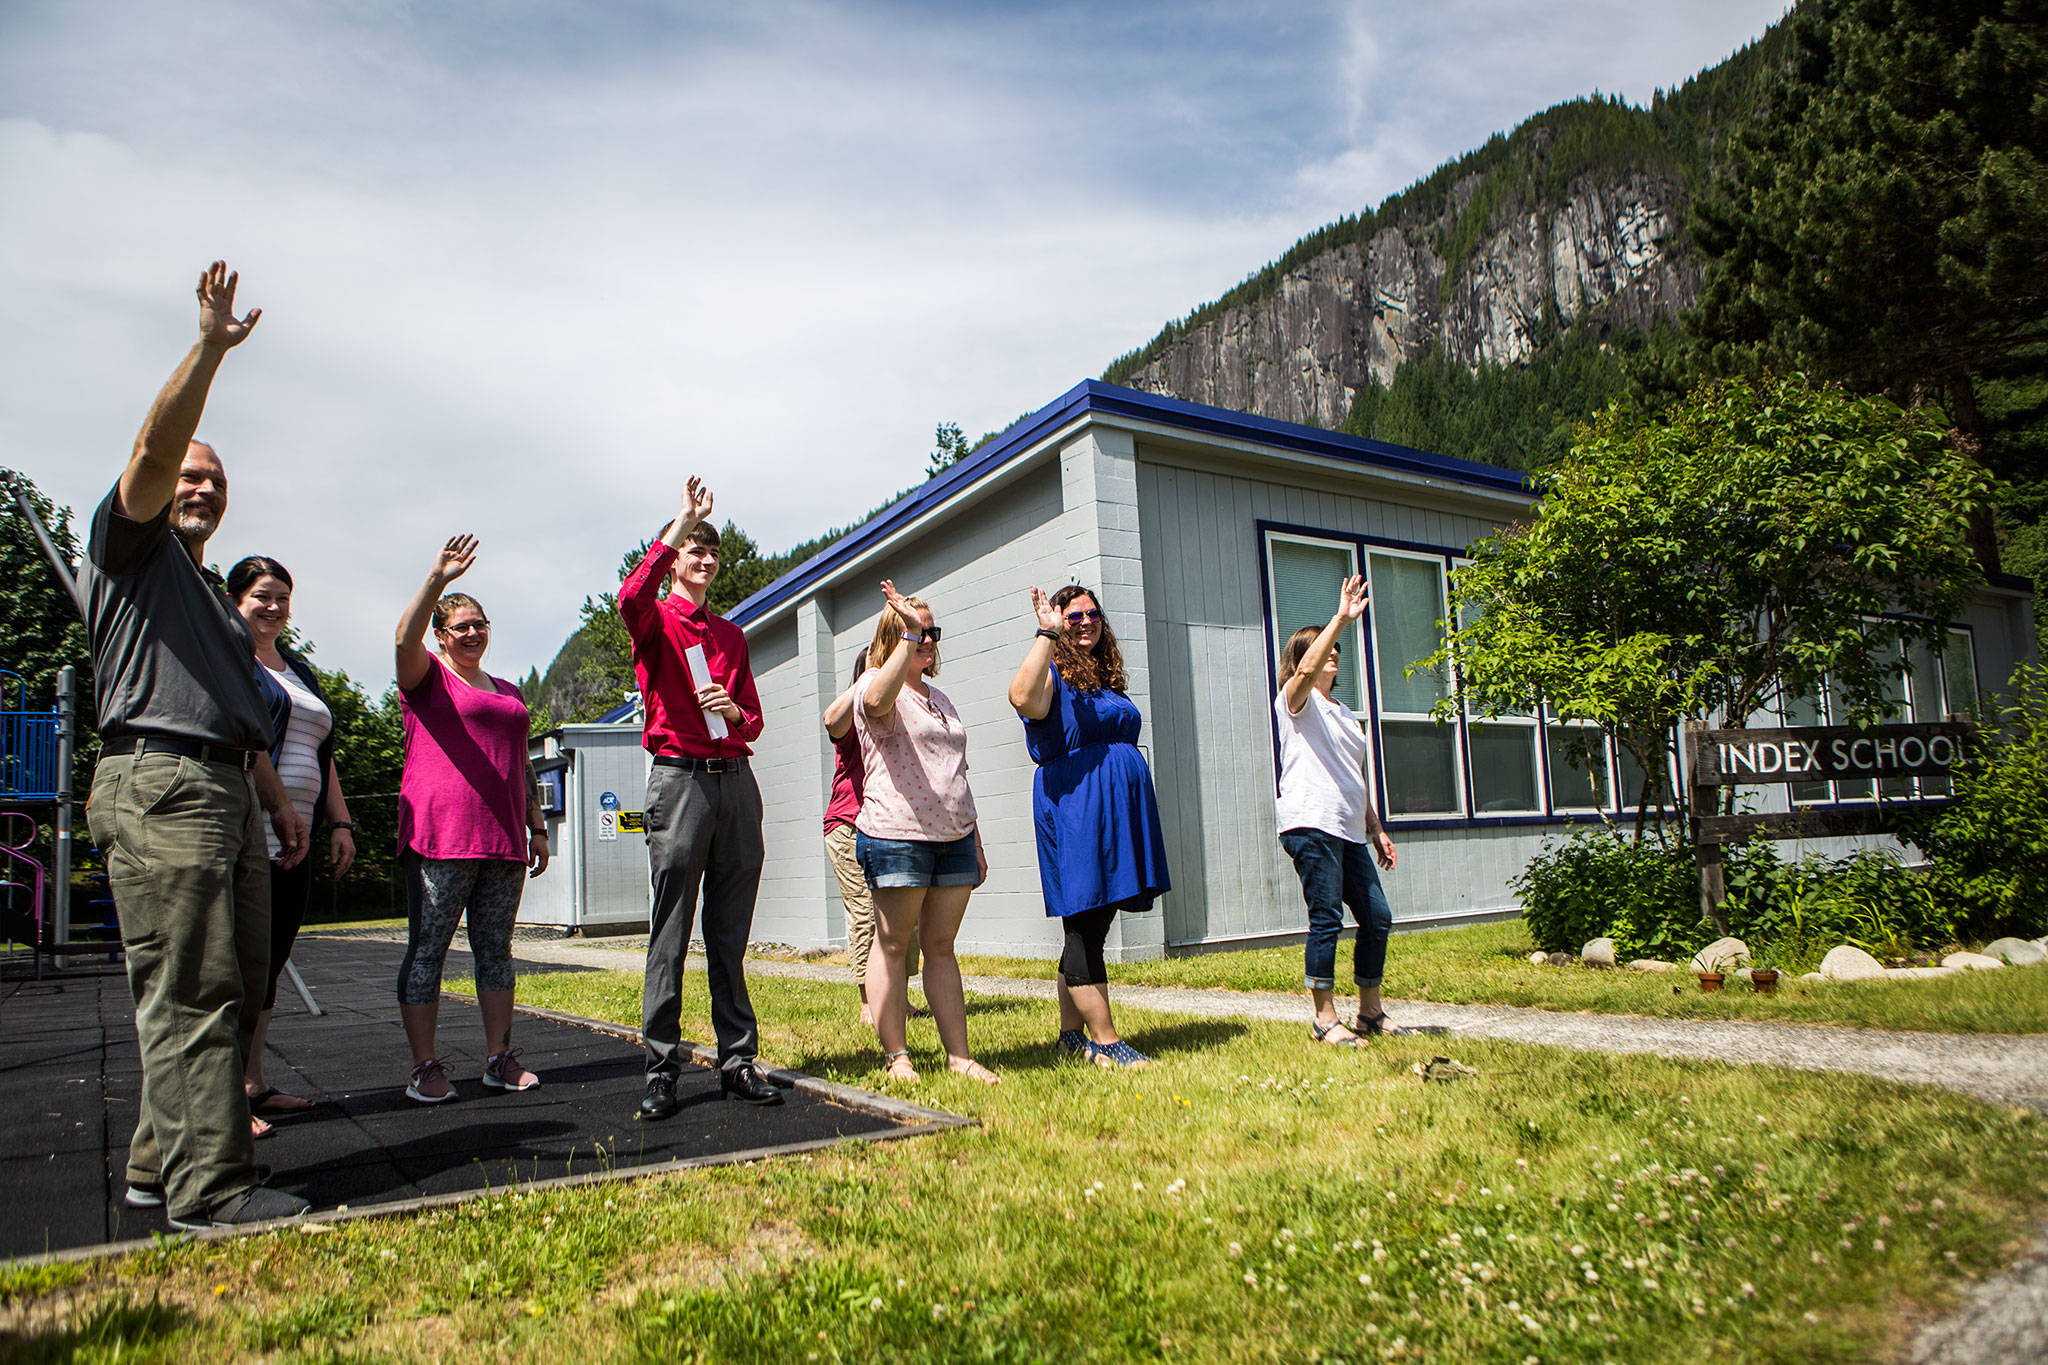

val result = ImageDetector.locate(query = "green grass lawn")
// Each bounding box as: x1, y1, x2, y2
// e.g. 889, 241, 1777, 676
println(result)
959, 921, 2048, 1035
5, 968, 2046, 1363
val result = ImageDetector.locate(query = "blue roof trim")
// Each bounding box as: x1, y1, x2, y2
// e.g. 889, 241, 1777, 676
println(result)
597, 697, 637, 724
727, 380, 1532, 627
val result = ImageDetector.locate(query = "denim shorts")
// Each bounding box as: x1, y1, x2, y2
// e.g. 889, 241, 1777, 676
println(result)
856, 830, 978, 889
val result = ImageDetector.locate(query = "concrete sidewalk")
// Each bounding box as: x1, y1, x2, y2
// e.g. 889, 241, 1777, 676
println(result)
458, 932, 2048, 1116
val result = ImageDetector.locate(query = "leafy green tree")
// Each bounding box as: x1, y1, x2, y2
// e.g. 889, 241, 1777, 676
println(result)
0, 471, 95, 792
1914, 663, 2048, 940
1685, 0, 2048, 554
312, 668, 405, 919
1425, 375, 1994, 834
926, 421, 972, 478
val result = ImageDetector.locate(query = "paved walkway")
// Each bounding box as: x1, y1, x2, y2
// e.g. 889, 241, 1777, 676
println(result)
492, 935, 2048, 1115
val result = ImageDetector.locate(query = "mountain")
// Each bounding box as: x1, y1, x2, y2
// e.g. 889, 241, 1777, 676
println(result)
1103, 24, 1792, 456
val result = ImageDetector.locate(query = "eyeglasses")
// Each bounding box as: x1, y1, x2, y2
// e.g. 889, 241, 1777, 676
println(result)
440, 620, 491, 636
1064, 608, 1102, 626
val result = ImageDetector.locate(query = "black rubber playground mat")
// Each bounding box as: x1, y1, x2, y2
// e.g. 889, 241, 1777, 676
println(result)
2, 936, 960, 1260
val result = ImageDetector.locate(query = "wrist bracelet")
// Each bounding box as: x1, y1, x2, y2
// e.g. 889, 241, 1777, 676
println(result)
1034, 627, 1063, 642
331, 821, 354, 832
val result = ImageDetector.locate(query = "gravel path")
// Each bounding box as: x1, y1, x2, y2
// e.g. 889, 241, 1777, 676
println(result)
479, 935, 2048, 1114
313, 930, 2048, 1363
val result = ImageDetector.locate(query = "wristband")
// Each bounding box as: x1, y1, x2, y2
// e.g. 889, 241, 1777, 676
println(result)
1034, 627, 1063, 642
331, 821, 355, 832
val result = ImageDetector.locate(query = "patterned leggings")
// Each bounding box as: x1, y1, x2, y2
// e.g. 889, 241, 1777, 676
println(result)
397, 853, 525, 1006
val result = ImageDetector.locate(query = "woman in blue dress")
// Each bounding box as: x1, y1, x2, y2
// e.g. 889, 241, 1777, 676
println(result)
1007, 584, 1171, 1068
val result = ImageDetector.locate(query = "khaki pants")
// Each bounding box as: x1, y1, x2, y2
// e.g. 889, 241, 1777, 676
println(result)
824, 823, 917, 987
87, 751, 270, 1216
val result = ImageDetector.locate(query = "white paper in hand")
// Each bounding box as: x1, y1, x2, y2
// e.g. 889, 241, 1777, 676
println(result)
683, 643, 730, 739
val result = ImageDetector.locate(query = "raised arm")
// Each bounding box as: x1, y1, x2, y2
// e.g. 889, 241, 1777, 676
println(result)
1282, 575, 1368, 715
823, 678, 860, 741
861, 580, 924, 718
621, 476, 717, 634
660, 476, 715, 551
1007, 587, 1065, 720
395, 535, 476, 692
117, 262, 261, 521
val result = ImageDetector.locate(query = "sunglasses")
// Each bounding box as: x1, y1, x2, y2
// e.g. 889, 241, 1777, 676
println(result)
903, 626, 942, 645
1064, 608, 1102, 626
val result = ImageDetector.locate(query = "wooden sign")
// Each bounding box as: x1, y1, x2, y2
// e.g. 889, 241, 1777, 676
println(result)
1687, 722, 1972, 787
1682, 718, 1973, 930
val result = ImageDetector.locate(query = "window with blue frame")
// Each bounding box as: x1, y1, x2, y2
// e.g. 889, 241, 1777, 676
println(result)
1262, 527, 1682, 826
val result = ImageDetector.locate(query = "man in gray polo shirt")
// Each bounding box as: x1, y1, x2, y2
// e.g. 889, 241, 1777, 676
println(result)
82, 262, 313, 1229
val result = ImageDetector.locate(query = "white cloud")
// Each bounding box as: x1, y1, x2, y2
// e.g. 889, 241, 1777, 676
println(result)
1, 0, 1790, 688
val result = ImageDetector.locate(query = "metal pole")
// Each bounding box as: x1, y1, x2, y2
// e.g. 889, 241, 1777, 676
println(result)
8, 476, 85, 615
53, 666, 74, 968
283, 958, 324, 1016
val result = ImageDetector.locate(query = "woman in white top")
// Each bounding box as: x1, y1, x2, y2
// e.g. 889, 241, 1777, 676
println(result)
1275, 576, 1406, 1045
853, 579, 997, 1087
227, 557, 357, 1127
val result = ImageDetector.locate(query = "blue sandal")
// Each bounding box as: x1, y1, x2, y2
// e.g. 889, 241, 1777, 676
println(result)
1056, 1029, 1090, 1059
1087, 1038, 1153, 1069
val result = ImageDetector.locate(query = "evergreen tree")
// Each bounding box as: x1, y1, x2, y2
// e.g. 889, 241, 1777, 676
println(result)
926, 421, 972, 478
0, 471, 96, 791
1687, 0, 2048, 482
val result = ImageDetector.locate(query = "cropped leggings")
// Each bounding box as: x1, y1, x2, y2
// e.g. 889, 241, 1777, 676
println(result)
1057, 901, 1134, 988
397, 852, 525, 1006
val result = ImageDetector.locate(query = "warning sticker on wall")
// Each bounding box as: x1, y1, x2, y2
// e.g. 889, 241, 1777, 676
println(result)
617, 811, 646, 834
597, 811, 618, 842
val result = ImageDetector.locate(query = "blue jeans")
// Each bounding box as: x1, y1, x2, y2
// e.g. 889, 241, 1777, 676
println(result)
856, 830, 979, 888
1280, 828, 1393, 991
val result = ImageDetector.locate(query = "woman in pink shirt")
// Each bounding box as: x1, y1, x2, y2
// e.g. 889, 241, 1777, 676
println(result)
853, 580, 997, 1086
393, 535, 550, 1104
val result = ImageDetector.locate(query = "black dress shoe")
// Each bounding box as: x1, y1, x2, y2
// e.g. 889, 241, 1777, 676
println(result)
637, 1076, 679, 1122
720, 1061, 784, 1106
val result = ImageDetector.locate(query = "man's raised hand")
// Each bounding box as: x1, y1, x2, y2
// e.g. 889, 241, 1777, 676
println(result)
431, 534, 478, 585
681, 476, 715, 530
196, 261, 260, 350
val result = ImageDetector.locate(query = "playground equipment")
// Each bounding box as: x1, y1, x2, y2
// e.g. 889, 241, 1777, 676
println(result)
0, 666, 84, 976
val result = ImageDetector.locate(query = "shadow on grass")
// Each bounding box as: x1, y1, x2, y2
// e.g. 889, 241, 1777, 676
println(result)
3, 1294, 187, 1363
786, 1015, 1253, 1081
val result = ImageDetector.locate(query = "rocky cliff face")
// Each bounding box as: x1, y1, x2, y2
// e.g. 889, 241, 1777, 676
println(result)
1125, 170, 1697, 429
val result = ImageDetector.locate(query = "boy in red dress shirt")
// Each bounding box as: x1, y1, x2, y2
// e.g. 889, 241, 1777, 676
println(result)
621, 476, 782, 1115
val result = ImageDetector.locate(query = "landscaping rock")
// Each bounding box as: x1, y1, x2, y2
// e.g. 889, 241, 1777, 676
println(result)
1800, 972, 1823, 982
1529, 951, 1550, 967
1820, 945, 1888, 981
1690, 937, 1750, 974
1985, 937, 2048, 967
1546, 952, 1573, 968
1886, 966, 1961, 979
1581, 937, 1617, 968
1942, 952, 2005, 971
1627, 959, 1679, 972
1732, 966, 1754, 982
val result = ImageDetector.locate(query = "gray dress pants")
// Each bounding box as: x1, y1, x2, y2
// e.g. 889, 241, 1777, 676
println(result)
641, 762, 764, 1078
87, 751, 269, 1217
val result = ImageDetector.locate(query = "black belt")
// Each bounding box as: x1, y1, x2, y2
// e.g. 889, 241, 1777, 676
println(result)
652, 754, 749, 774
103, 734, 259, 771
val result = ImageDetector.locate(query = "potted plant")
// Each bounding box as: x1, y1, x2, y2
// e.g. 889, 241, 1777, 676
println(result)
1697, 971, 1725, 993
1750, 961, 1780, 995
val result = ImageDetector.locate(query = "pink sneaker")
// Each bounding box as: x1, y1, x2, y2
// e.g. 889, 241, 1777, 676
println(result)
407, 1058, 456, 1103
482, 1048, 540, 1092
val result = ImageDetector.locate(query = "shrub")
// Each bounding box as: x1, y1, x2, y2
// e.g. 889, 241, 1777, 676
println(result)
1915, 664, 2048, 940
1720, 842, 1957, 966
1512, 826, 1706, 958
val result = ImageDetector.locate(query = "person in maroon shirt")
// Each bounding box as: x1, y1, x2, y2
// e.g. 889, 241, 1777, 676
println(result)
621, 476, 781, 1115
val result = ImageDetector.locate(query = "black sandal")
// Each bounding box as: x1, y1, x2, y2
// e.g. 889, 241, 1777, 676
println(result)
1310, 1019, 1360, 1047
1355, 1012, 1412, 1038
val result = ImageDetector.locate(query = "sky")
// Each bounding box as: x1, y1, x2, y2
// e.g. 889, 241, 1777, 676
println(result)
1, 0, 1791, 691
